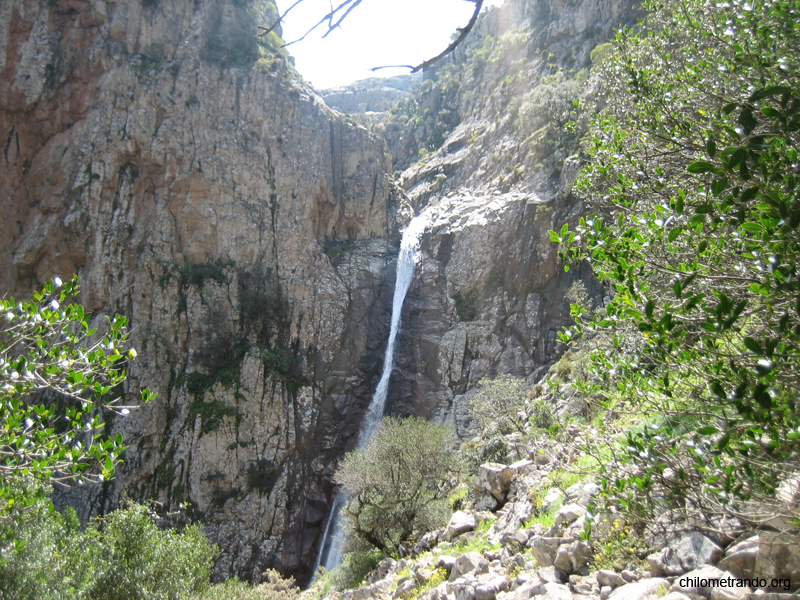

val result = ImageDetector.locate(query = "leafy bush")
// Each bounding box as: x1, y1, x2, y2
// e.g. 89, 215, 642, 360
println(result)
335, 417, 463, 556
0, 276, 155, 527
552, 0, 800, 532
468, 375, 529, 435
328, 545, 383, 590
199, 571, 298, 600
0, 501, 217, 600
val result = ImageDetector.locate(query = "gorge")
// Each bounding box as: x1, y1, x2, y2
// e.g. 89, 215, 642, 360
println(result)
0, 0, 640, 585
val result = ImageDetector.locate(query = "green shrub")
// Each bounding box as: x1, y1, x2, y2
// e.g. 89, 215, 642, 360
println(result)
468, 375, 529, 435
0, 501, 217, 600
199, 571, 298, 600
336, 417, 463, 556
328, 547, 382, 590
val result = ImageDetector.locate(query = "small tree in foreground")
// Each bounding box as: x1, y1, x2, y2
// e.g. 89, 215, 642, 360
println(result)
335, 416, 462, 557
0, 276, 155, 527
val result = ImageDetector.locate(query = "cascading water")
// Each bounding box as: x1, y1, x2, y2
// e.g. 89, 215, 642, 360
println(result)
314, 213, 430, 575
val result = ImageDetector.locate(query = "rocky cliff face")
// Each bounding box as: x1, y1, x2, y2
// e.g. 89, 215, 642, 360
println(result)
1, 0, 407, 584
378, 0, 640, 434
0, 0, 637, 587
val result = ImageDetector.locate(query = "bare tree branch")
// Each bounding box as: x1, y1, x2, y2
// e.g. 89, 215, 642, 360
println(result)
374, 0, 484, 73
259, 0, 485, 72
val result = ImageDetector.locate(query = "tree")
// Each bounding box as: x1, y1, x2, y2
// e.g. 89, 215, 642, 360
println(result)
335, 416, 462, 556
468, 374, 530, 436
0, 276, 155, 525
551, 0, 800, 532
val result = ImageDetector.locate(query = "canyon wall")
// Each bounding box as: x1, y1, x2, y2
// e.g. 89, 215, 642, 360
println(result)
0, 0, 638, 585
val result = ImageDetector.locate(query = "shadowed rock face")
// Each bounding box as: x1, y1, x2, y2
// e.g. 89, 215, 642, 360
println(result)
0, 0, 630, 587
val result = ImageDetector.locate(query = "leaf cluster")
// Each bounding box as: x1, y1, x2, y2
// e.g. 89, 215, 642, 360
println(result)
0, 501, 217, 600
0, 276, 155, 526
551, 0, 800, 530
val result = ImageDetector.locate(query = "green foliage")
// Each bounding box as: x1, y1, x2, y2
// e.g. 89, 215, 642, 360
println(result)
452, 292, 477, 322
552, 0, 800, 530
0, 276, 155, 523
199, 571, 299, 600
468, 375, 530, 435
180, 260, 230, 289
327, 546, 383, 590
590, 516, 647, 571
0, 501, 217, 600
322, 240, 355, 260
335, 417, 463, 557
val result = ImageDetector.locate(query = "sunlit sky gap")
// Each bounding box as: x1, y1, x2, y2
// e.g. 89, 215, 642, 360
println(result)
275, 0, 505, 89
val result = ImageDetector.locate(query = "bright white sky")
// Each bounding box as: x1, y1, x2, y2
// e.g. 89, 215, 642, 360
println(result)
275, 0, 504, 89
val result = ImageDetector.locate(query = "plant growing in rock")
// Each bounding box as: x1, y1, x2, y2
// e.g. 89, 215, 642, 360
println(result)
551, 0, 800, 534
468, 375, 530, 436
335, 416, 463, 557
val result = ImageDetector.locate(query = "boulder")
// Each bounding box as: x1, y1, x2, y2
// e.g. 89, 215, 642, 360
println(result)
554, 541, 593, 574
753, 531, 800, 591
717, 531, 800, 590
621, 571, 639, 583
669, 566, 735, 599
596, 570, 627, 588
541, 488, 565, 513
446, 511, 479, 541
449, 552, 489, 582
514, 580, 545, 599
716, 536, 758, 579
608, 578, 671, 600
538, 566, 568, 584
555, 504, 587, 527
474, 576, 511, 600
394, 578, 419, 599
565, 480, 601, 507
568, 574, 597, 595
454, 584, 477, 600
474, 463, 516, 510
529, 536, 560, 568
647, 533, 723, 576
436, 555, 457, 572
539, 582, 574, 600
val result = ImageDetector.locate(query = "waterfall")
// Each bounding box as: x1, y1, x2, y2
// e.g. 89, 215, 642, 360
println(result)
314, 213, 430, 576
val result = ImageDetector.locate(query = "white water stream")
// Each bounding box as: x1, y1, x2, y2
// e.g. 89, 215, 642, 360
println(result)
314, 213, 430, 575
